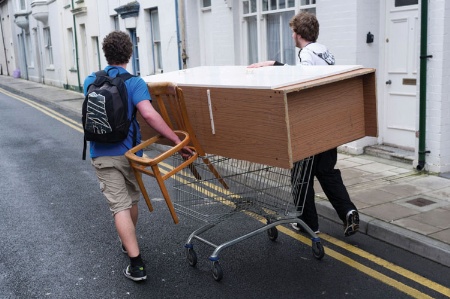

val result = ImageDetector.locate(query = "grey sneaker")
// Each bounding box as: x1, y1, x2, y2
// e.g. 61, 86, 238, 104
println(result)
344, 210, 359, 237
123, 264, 147, 282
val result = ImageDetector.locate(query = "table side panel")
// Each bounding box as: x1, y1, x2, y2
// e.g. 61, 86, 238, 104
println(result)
363, 71, 378, 137
184, 87, 290, 167
140, 86, 292, 168
287, 77, 366, 161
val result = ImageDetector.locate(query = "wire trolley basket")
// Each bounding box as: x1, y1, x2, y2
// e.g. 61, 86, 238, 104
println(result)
172, 154, 325, 281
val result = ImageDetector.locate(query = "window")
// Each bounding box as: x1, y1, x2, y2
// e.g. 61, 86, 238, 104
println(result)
149, 9, 162, 73
299, 0, 316, 14
262, 0, 296, 11
202, 0, 212, 8
243, 0, 317, 64
92, 37, 101, 71
113, 15, 119, 31
395, 0, 418, 7
243, 0, 257, 14
129, 29, 140, 76
243, 0, 316, 64
246, 16, 258, 64
301, 0, 316, 5
18, 0, 27, 10
266, 11, 295, 64
43, 27, 54, 67
68, 28, 76, 70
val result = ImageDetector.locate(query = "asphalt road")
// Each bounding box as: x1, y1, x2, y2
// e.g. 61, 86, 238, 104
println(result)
0, 90, 449, 299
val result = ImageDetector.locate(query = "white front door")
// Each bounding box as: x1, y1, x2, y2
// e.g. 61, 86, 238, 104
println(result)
383, 0, 419, 149
200, 7, 214, 65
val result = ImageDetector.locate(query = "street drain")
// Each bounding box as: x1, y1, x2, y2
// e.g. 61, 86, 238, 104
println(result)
406, 197, 435, 207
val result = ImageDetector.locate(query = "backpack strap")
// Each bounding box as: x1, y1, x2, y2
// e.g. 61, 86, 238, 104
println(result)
117, 72, 138, 146
115, 72, 138, 147
95, 70, 107, 77
118, 72, 134, 81
82, 136, 87, 160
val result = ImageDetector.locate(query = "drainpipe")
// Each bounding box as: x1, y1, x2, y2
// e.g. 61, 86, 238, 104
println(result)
417, 0, 431, 171
72, 0, 81, 91
176, 0, 187, 69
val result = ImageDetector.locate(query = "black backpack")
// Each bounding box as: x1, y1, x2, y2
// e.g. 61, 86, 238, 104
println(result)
82, 69, 136, 160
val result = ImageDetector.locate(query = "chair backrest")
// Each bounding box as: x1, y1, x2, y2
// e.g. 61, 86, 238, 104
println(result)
140, 81, 206, 156
148, 82, 187, 132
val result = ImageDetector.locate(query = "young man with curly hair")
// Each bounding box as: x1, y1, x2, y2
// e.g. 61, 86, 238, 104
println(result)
249, 11, 359, 237
84, 31, 192, 282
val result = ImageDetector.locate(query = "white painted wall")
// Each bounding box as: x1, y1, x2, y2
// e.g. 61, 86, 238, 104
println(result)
424, 0, 450, 173
139, 0, 180, 74
43, 0, 65, 87
0, 2, 17, 77
318, 0, 380, 155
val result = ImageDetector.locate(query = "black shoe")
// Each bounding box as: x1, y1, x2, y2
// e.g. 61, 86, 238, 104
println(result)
123, 264, 147, 282
344, 210, 359, 237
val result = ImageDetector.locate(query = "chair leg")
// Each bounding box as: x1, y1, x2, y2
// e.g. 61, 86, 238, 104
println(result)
181, 153, 202, 180
152, 165, 180, 224
132, 168, 154, 212
202, 157, 229, 189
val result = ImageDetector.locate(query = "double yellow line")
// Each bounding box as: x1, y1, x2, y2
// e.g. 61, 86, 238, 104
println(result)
156, 162, 449, 299
0, 87, 83, 133
4, 88, 449, 298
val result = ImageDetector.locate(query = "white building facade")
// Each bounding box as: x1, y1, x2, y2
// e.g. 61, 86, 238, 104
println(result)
1, 0, 449, 174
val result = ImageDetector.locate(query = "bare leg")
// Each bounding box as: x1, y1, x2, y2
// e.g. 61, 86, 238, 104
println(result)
130, 203, 138, 227
115, 208, 140, 257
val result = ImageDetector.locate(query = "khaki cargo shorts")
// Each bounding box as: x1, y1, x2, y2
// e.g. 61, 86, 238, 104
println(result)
91, 155, 141, 215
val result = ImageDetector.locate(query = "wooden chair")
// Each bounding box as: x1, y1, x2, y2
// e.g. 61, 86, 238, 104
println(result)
125, 82, 227, 224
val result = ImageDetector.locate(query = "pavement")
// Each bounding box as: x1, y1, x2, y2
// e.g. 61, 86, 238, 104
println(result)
1, 75, 449, 268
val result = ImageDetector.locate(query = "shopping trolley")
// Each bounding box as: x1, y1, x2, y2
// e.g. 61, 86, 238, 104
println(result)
171, 154, 325, 281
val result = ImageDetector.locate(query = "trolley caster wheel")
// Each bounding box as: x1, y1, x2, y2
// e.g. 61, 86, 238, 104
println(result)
212, 261, 223, 281
312, 240, 325, 260
267, 226, 278, 241
186, 248, 198, 267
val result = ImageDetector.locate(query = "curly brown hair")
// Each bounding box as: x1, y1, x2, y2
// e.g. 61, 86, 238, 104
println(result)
102, 31, 133, 65
289, 11, 319, 42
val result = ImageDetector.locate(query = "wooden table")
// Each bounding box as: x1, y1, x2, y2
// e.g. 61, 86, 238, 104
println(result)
142, 65, 377, 169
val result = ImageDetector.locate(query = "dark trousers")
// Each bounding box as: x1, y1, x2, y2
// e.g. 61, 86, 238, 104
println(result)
291, 148, 357, 231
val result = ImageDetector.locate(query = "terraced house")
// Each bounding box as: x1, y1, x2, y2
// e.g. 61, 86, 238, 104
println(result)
1, 0, 449, 174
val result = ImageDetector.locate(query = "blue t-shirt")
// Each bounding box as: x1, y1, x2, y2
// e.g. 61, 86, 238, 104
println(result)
83, 66, 150, 158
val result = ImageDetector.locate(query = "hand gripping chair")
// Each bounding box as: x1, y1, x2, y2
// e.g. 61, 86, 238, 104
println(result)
125, 82, 228, 224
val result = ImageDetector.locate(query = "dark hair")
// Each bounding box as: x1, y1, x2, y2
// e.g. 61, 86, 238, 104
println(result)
289, 11, 319, 42
102, 31, 133, 65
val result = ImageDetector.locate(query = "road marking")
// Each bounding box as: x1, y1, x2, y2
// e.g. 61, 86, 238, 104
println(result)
318, 233, 450, 298
0, 87, 83, 132
4, 91, 446, 298
157, 161, 448, 299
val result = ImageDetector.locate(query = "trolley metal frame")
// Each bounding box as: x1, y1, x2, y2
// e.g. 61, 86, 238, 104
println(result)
171, 154, 324, 281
